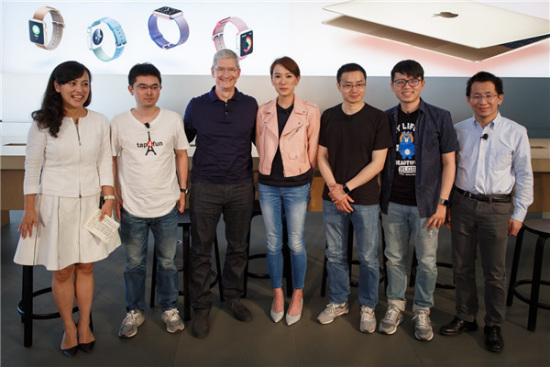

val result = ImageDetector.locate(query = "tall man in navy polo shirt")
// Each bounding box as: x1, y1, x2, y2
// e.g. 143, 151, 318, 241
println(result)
379, 60, 458, 341
184, 49, 258, 338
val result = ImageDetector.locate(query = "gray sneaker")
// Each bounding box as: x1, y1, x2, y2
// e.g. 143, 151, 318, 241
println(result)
317, 302, 349, 324
161, 308, 185, 333
119, 309, 145, 338
413, 309, 434, 341
359, 305, 376, 333
378, 305, 403, 335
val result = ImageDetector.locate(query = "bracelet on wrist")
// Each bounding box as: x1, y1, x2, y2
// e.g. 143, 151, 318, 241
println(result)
103, 195, 116, 201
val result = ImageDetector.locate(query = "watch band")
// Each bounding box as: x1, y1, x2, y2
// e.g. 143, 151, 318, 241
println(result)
439, 198, 450, 207
148, 10, 190, 49
212, 16, 252, 60
103, 195, 116, 201
180, 188, 189, 194
32, 6, 64, 50
343, 185, 351, 194
89, 17, 127, 62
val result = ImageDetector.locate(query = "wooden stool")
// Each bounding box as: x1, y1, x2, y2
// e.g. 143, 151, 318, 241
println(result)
506, 218, 550, 331
150, 211, 223, 321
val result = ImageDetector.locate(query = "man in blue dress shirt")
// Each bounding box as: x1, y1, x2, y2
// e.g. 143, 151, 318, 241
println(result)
440, 71, 533, 353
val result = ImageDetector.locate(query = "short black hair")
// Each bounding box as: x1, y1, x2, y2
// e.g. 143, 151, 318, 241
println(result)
128, 63, 162, 86
466, 71, 503, 97
336, 63, 366, 84
391, 60, 424, 81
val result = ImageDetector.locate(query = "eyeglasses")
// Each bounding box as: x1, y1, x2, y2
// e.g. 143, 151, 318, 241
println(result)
393, 79, 422, 88
469, 94, 499, 102
340, 82, 366, 91
134, 84, 160, 92
215, 67, 239, 74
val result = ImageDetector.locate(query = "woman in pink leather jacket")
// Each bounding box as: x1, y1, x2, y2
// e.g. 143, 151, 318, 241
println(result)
256, 56, 320, 326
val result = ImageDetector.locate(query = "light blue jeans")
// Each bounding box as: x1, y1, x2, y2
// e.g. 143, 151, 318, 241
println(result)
120, 206, 179, 312
382, 202, 438, 308
323, 200, 380, 308
258, 182, 310, 290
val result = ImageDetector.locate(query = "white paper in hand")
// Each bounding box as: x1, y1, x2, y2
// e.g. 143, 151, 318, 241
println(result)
85, 209, 120, 243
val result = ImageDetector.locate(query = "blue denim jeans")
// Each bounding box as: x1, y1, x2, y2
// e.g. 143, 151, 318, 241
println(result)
323, 200, 380, 308
189, 181, 254, 311
258, 182, 310, 290
120, 205, 179, 312
382, 202, 438, 308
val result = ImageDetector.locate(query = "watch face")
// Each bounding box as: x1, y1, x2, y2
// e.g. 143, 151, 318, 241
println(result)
238, 30, 253, 57
154, 6, 182, 18
28, 19, 45, 45
87, 25, 104, 50
92, 29, 104, 46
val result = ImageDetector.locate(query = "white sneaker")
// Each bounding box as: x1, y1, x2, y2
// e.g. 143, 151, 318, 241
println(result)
413, 309, 434, 341
378, 305, 403, 335
317, 302, 349, 325
359, 305, 376, 333
119, 309, 145, 338
161, 308, 185, 333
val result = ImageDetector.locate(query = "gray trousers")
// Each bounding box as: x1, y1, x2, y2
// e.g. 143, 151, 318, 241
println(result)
450, 193, 511, 327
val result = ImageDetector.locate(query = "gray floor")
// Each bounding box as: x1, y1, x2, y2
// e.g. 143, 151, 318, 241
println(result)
1, 209, 549, 367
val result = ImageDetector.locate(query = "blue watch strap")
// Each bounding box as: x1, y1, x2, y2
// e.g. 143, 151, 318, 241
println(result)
91, 17, 126, 62
148, 13, 189, 49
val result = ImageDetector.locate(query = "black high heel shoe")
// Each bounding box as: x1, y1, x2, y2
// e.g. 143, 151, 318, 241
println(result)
78, 340, 95, 353
61, 331, 78, 357
76, 321, 95, 353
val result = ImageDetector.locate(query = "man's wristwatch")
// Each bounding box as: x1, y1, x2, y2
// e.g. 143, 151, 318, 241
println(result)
148, 6, 190, 49
28, 6, 64, 50
180, 188, 189, 194
439, 198, 450, 207
87, 17, 127, 62
342, 185, 351, 194
212, 17, 253, 60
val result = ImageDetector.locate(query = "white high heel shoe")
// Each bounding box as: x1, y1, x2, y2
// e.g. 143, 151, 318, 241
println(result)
286, 299, 303, 326
270, 300, 284, 323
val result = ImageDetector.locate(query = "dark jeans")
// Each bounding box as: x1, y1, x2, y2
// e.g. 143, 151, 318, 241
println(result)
450, 193, 511, 326
189, 181, 254, 311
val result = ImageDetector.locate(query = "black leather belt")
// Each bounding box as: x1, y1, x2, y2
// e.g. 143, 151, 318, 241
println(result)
455, 188, 511, 203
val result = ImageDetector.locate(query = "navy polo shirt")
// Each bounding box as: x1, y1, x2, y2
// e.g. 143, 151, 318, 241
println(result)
380, 99, 459, 218
184, 87, 258, 184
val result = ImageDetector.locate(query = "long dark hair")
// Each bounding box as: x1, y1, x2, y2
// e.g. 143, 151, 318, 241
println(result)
32, 61, 92, 137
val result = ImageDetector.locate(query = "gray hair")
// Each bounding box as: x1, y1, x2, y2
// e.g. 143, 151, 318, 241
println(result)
212, 49, 240, 69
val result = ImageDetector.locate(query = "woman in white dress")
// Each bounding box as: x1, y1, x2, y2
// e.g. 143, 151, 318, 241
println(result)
15, 61, 120, 356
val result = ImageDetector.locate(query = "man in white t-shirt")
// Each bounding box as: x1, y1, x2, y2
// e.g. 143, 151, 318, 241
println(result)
111, 63, 190, 338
